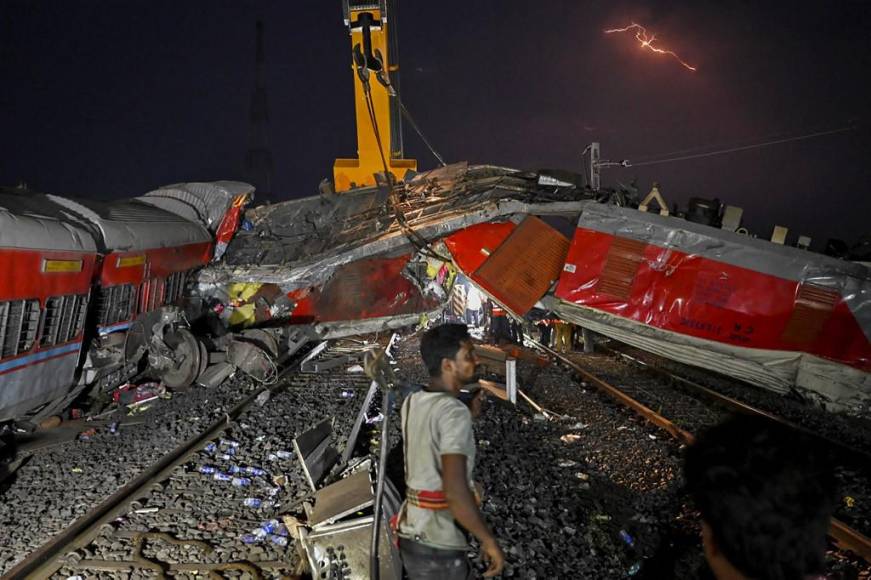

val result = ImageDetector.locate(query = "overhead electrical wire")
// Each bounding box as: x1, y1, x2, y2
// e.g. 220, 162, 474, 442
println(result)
625, 125, 856, 168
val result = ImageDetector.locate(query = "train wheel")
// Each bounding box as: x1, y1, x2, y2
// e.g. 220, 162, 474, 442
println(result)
160, 328, 203, 389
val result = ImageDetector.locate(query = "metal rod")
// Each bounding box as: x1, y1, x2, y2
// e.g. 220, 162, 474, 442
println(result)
370, 389, 391, 580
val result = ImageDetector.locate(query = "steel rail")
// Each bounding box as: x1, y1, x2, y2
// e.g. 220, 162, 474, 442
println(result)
4, 349, 312, 580
530, 339, 871, 562
603, 344, 871, 464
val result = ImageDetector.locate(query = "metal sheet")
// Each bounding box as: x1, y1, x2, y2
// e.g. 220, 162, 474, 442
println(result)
196, 362, 234, 389
310, 469, 374, 528
341, 380, 379, 465
293, 418, 339, 491
472, 215, 571, 315
302, 515, 401, 580
138, 181, 254, 232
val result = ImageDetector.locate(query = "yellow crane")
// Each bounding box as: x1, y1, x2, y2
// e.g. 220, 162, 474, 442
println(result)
334, 0, 417, 192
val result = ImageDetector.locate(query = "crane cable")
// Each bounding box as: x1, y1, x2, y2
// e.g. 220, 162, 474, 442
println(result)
360, 69, 451, 262
626, 125, 856, 168
398, 98, 448, 167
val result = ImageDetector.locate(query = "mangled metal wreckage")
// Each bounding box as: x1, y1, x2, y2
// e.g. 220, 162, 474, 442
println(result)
198, 162, 871, 414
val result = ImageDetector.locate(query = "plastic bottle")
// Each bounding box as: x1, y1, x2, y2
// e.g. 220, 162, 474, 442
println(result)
240, 533, 260, 544
264, 486, 281, 496
267, 450, 293, 461
244, 466, 267, 477
213, 472, 232, 482
203, 442, 217, 454
231, 477, 252, 487
216, 453, 235, 461
243, 498, 276, 509
628, 562, 641, 576
268, 535, 288, 547
619, 530, 635, 547
258, 519, 283, 535
198, 465, 218, 475
220, 438, 240, 448
340, 390, 355, 399
225, 464, 243, 474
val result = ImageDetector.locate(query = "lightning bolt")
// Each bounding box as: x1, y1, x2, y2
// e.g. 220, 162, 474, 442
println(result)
604, 22, 697, 72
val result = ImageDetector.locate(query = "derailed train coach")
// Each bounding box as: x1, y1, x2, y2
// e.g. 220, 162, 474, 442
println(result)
202, 163, 870, 414
0, 182, 253, 424
446, 199, 871, 414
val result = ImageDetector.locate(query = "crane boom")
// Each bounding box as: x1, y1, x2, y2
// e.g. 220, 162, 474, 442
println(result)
334, 0, 416, 192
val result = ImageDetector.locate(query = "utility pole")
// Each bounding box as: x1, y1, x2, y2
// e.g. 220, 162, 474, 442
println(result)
245, 20, 274, 200
585, 142, 629, 191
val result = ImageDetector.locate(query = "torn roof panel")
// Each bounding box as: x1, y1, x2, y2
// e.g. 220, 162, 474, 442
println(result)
202, 164, 591, 289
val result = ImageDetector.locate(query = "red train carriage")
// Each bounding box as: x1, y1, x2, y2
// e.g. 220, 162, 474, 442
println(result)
46, 195, 214, 390
553, 202, 871, 411
442, 204, 871, 412
0, 193, 98, 422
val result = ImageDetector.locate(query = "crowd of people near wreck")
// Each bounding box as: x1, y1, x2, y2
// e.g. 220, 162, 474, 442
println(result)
410, 289, 837, 579
453, 283, 585, 352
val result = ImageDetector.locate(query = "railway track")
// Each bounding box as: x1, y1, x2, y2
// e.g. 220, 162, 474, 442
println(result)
3, 338, 384, 580
531, 339, 871, 562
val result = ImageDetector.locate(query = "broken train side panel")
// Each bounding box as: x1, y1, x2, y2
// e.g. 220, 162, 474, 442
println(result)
552, 201, 871, 411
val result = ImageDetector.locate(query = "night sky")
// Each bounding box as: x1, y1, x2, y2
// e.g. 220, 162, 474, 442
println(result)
2, 1, 869, 249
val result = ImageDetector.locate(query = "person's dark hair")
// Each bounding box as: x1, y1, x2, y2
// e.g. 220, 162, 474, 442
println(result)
420, 323, 471, 377
684, 415, 836, 580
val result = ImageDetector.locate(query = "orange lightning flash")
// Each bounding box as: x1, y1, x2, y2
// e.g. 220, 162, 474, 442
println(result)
604, 22, 697, 72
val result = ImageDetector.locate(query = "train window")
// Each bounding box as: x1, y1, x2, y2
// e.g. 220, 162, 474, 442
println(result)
98, 284, 136, 326
164, 270, 188, 305
41, 294, 89, 346
41, 297, 63, 346
0, 299, 40, 359
72, 294, 89, 337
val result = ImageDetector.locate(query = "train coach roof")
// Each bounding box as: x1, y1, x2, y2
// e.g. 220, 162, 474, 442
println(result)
0, 191, 97, 252
137, 181, 254, 233
45, 195, 213, 252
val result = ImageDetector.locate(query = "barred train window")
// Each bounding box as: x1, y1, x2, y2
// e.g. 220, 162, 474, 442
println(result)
97, 285, 136, 326
0, 299, 40, 359
41, 294, 89, 346
164, 270, 188, 305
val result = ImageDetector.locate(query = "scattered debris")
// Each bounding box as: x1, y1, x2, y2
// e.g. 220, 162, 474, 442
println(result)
77, 429, 97, 442
255, 390, 271, 407
560, 434, 582, 443
113, 382, 166, 408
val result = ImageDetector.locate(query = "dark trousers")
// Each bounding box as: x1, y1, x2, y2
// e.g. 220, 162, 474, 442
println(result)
491, 316, 511, 344
400, 539, 472, 580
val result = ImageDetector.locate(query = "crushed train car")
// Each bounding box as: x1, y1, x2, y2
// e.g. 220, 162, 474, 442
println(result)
199, 163, 870, 414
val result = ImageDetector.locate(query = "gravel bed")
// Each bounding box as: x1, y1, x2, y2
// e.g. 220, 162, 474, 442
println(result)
0, 372, 264, 575
50, 368, 375, 580
610, 343, 871, 454
3, 332, 868, 579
